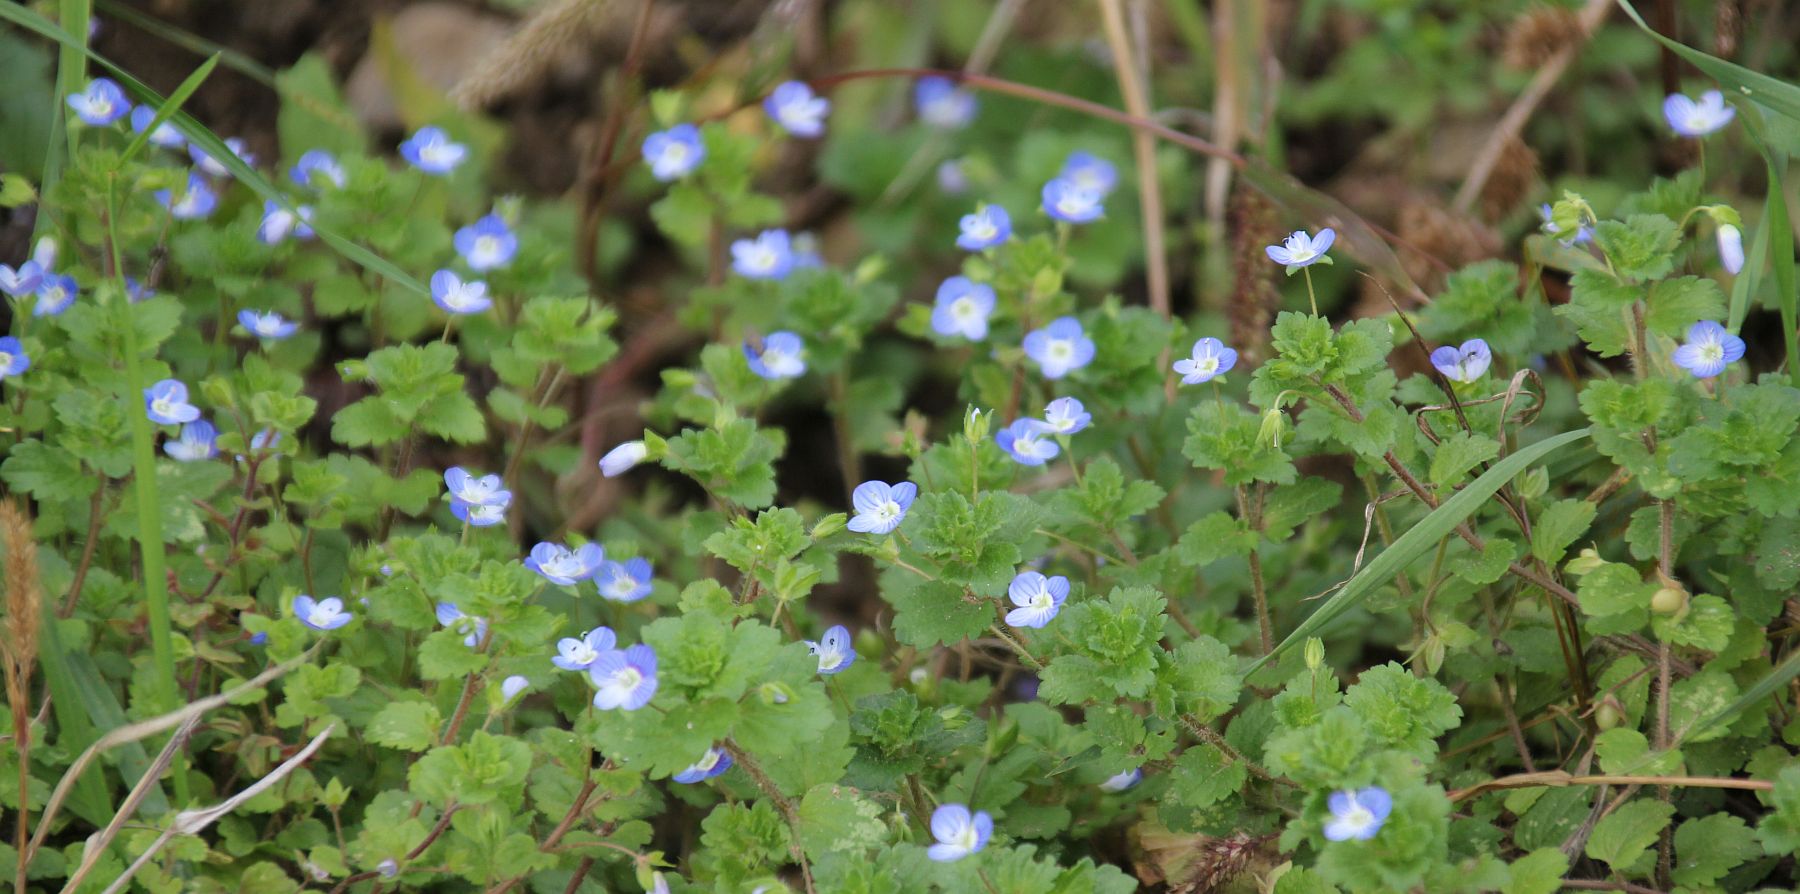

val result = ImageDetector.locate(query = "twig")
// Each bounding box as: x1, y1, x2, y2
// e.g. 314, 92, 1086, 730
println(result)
1097, 0, 1171, 328
59, 716, 201, 893
576, 0, 656, 293
1448, 771, 1772, 802
721, 741, 815, 894
59, 472, 108, 616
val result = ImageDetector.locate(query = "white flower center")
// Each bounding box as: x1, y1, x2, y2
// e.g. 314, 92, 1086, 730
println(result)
611, 667, 643, 691
874, 500, 902, 522
1339, 805, 1374, 834
1195, 357, 1219, 375
1031, 590, 1054, 611
1701, 343, 1724, 363
1049, 341, 1073, 361
695, 750, 721, 772
476, 236, 498, 258
664, 143, 688, 164
152, 398, 174, 416
308, 604, 341, 626
952, 824, 978, 850
567, 641, 598, 665
968, 219, 995, 240
815, 645, 843, 671
751, 248, 777, 270
953, 298, 979, 319
1285, 240, 1316, 263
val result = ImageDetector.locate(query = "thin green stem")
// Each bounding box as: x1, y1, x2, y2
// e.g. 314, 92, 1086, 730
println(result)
1302, 267, 1319, 316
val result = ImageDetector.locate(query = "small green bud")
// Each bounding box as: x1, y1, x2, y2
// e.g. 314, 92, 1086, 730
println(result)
1257, 407, 1288, 448
758, 681, 794, 705
642, 430, 668, 461
1565, 547, 1604, 576
964, 406, 991, 443
1304, 637, 1325, 671
1703, 204, 1743, 228
811, 512, 848, 540
1650, 585, 1688, 616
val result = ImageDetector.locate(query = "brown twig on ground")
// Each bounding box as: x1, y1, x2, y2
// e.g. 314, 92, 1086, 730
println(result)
1448, 770, 1771, 802
576, 0, 657, 293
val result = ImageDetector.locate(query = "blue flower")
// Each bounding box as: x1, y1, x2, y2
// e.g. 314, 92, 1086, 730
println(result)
164, 420, 218, 461
745, 331, 807, 380
1429, 339, 1491, 384
250, 429, 281, 452
67, 78, 130, 126
1041, 177, 1104, 224
1059, 151, 1117, 197
0, 261, 44, 298
189, 137, 255, 178
764, 81, 831, 138
155, 172, 217, 221
1041, 397, 1090, 435
258, 201, 316, 245
1022, 316, 1095, 379
600, 440, 648, 477
126, 278, 154, 302
129, 105, 184, 149
239, 309, 299, 340
915, 76, 977, 129
289, 149, 346, 189
927, 804, 991, 862
399, 126, 467, 174
931, 276, 996, 340
995, 418, 1060, 466
642, 124, 705, 181
1719, 224, 1745, 275
791, 232, 825, 270
500, 675, 530, 702
1266, 228, 1335, 272
1005, 570, 1068, 628
806, 625, 856, 674
957, 205, 1011, 251
847, 480, 917, 534
33, 275, 78, 317
731, 230, 795, 280
525, 542, 606, 586
436, 602, 489, 648
937, 159, 969, 195
1174, 337, 1238, 385
294, 595, 352, 631
430, 270, 492, 315
1099, 768, 1142, 792
553, 626, 616, 671
1664, 90, 1735, 137
445, 467, 511, 506
597, 557, 654, 603
1672, 320, 1745, 379
1538, 204, 1592, 246
589, 644, 658, 710
1324, 787, 1392, 841
673, 746, 733, 783
451, 499, 507, 527
0, 337, 30, 380
145, 379, 201, 425
454, 214, 518, 271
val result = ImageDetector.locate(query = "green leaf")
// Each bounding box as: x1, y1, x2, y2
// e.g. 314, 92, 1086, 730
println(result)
1594, 215, 1680, 282
1502, 848, 1567, 894
1175, 512, 1256, 565
407, 732, 533, 807
1167, 743, 1247, 809
1644, 275, 1725, 338
1428, 431, 1499, 488
1759, 765, 1800, 857
367, 700, 443, 752
1340, 663, 1462, 756
797, 785, 888, 862
1584, 798, 1674, 872
416, 629, 488, 681
1, 439, 95, 502
1530, 499, 1596, 564
1671, 813, 1761, 887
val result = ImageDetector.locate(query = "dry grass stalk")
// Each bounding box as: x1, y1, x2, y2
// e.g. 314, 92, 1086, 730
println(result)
1, 498, 43, 894
1227, 185, 1281, 365
1479, 135, 1540, 222
451, 0, 616, 111
1502, 5, 1582, 71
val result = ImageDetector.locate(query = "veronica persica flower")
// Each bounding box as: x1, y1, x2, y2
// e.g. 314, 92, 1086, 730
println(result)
1324, 787, 1393, 841
525, 542, 605, 586
445, 467, 509, 505
145, 379, 201, 425
0, 337, 30, 381
239, 309, 299, 340
641, 123, 705, 181
956, 205, 1011, 251
589, 644, 659, 710
597, 557, 654, 603
930, 276, 996, 341
937, 159, 969, 194
1041, 397, 1091, 435
189, 137, 255, 177
745, 331, 807, 380
129, 105, 184, 149
847, 480, 917, 534
673, 746, 733, 783
731, 230, 795, 280
1430, 338, 1492, 383
1267, 228, 1335, 272
33, 275, 77, 317
500, 675, 530, 702
164, 420, 218, 461
1022, 316, 1096, 379
1538, 203, 1592, 245
1718, 224, 1745, 275
399, 126, 467, 174
1663, 90, 1735, 137
0, 261, 43, 298
156, 173, 217, 221
1060, 151, 1117, 197
1174, 337, 1238, 385
1672, 320, 1745, 379
294, 595, 352, 631
915, 76, 976, 129
600, 440, 648, 477
436, 602, 489, 648
429, 270, 491, 315
68, 78, 130, 126
995, 418, 1059, 466
289, 149, 346, 189
1099, 768, 1143, 792
258, 201, 316, 245
452, 498, 507, 527
1005, 570, 1069, 628
1041, 177, 1104, 224
126, 278, 154, 303
764, 81, 830, 138
927, 804, 992, 862
455, 214, 518, 271
553, 626, 617, 671
806, 625, 856, 675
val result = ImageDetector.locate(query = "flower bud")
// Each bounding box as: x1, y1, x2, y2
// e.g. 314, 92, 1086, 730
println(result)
1650, 585, 1688, 616
964, 406, 991, 443
1565, 547, 1604, 576
1257, 407, 1287, 449
1304, 637, 1325, 671
1594, 696, 1624, 731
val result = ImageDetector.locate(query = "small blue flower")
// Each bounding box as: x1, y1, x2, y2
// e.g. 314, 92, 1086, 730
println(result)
399, 126, 467, 175
454, 214, 518, 271
451, 498, 507, 527
249, 631, 268, 646
1174, 337, 1238, 385
1041, 397, 1090, 435
445, 467, 510, 506
673, 746, 733, 783
745, 331, 807, 380
1266, 228, 1335, 272
1719, 224, 1745, 275
526, 542, 606, 586
1041, 177, 1104, 224
164, 420, 218, 461
731, 230, 795, 280
915, 76, 976, 129
589, 643, 658, 710
1538, 204, 1592, 246
927, 804, 991, 862
1672, 320, 1745, 379
791, 232, 825, 270
596, 557, 654, 603
937, 159, 969, 195
995, 418, 1060, 466
430, 270, 492, 315
1430, 339, 1491, 383
600, 440, 648, 477
0, 261, 44, 298
1022, 316, 1096, 380
155, 172, 217, 221
641, 124, 705, 181
189, 137, 255, 177
33, 275, 78, 317
764, 81, 831, 138
239, 309, 300, 340
145, 379, 201, 425
553, 626, 617, 671
294, 595, 352, 631
0, 337, 30, 380
500, 675, 530, 702
250, 429, 281, 451
436, 602, 489, 648
67, 78, 130, 126
847, 480, 917, 534
129, 105, 184, 149
1059, 152, 1117, 197
806, 625, 856, 675
126, 278, 154, 302
931, 277, 996, 341
1099, 768, 1142, 792
289, 149, 346, 189
957, 205, 1011, 251
1664, 90, 1735, 137
1324, 787, 1392, 841
1005, 570, 1068, 628
29, 237, 55, 273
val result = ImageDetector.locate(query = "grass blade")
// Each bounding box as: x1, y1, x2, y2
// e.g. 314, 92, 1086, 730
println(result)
1726, 192, 1772, 333
1681, 648, 1800, 746
1614, 0, 1800, 123
117, 51, 218, 165
1737, 104, 1798, 382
